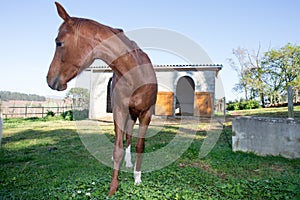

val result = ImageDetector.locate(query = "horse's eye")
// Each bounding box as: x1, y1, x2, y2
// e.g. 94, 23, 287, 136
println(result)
56, 41, 64, 47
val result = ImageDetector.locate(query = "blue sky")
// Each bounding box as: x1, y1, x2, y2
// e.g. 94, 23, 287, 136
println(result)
0, 0, 299, 101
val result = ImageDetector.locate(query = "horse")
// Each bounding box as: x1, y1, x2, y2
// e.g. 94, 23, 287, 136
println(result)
46, 2, 157, 196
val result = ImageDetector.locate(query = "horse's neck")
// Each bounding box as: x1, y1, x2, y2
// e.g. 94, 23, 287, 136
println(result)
92, 30, 145, 77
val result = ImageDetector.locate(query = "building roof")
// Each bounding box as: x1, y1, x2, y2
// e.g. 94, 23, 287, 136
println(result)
86, 64, 223, 72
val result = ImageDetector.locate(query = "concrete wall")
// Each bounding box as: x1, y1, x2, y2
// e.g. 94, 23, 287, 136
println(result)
232, 116, 300, 159
89, 71, 113, 119
87, 65, 221, 118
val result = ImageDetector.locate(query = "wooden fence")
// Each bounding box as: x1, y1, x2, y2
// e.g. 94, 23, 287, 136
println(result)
0, 106, 75, 118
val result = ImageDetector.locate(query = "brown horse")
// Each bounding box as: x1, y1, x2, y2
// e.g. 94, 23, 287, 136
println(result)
47, 2, 157, 196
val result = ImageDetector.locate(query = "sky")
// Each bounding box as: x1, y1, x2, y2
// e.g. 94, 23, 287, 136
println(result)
0, 0, 299, 101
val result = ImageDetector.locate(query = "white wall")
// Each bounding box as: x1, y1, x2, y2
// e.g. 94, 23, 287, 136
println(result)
89, 71, 113, 119
88, 68, 218, 118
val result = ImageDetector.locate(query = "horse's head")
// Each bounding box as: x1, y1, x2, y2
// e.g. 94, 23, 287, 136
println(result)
47, 2, 95, 91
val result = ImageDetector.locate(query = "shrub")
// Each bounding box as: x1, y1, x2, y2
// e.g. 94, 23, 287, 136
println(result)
239, 101, 248, 110
245, 100, 261, 109
226, 101, 240, 111
61, 110, 73, 121
226, 100, 261, 110
61, 109, 89, 121
46, 110, 55, 117
73, 109, 89, 120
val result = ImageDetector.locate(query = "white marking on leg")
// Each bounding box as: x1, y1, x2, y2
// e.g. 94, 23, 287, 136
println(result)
134, 162, 142, 185
125, 145, 133, 168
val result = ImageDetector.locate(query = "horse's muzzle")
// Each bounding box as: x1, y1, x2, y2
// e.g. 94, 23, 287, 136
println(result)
47, 76, 67, 91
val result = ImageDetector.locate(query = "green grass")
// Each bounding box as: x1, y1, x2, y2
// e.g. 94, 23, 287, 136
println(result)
0, 114, 299, 199
229, 105, 300, 120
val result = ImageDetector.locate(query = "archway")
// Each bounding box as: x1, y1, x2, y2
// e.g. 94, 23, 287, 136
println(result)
106, 77, 113, 113
175, 76, 195, 116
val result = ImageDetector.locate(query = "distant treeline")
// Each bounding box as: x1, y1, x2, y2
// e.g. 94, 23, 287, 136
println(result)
0, 91, 46, 101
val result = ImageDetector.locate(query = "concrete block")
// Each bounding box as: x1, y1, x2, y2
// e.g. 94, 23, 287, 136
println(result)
232, 116, 300, 159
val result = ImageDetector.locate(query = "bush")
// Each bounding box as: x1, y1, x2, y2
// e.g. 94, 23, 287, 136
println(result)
226, 100, 261, 110
226, 101, 239, 111
61, 109, 89, 121
46, 110, 55, 117
245, 100, 261, 109
61, 110, 73, 121
73, 109, 89, 120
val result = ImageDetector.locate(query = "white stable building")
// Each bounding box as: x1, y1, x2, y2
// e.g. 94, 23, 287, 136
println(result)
83, 64, 222, 119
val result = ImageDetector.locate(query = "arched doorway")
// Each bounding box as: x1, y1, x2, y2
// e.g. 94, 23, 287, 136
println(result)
175, 76, 195, 116
106, 77, 113, 113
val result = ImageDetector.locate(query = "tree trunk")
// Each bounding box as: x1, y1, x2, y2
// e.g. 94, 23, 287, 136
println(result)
295, 88, 299, 103
244, 87, 248, 101
260, 92, 265, 107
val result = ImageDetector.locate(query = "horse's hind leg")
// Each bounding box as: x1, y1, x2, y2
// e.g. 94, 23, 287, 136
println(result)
134, 108, 152, 185
125, 115, 137, 168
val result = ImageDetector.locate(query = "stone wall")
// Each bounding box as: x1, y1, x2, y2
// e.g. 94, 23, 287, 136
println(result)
232, 116, 300, 159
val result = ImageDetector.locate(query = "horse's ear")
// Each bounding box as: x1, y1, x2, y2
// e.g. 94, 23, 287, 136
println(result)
55, 2, 71, 23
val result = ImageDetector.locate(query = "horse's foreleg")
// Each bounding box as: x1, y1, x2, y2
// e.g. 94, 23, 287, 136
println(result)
109, 109, 126, 196
134, 109, 152, 185
109, 126, 123, 196
125, 116, 136, 168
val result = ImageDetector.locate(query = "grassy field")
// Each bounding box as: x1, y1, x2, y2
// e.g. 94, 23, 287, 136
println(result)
228, 105, 300, 120
0, 109, 299, 199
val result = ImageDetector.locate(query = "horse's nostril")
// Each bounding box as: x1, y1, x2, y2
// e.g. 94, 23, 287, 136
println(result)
47, 76, 60, 90
52, 77, 60, 89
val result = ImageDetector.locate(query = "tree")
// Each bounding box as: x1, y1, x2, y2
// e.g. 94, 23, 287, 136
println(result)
65, 88, 89, 109
0, 91, 46, 101
229, 43, 300, 106
227, 47, 251, 100
262, 43, 300, 104
227, 46, 265, 105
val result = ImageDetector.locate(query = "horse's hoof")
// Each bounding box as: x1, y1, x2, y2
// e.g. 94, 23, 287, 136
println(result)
134, 171, 142, 185
134, 179, 142, 185
125, 162, 133, 168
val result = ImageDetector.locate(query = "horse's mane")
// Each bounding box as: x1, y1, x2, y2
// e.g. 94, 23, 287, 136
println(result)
59, 17, 140, 56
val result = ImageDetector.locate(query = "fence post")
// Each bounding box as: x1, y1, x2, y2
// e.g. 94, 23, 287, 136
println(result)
288, 86, 294, 119
25, 106, 27, 118
0, 113, 2, 147
223, 97, 226, 117
0, 110, 3, 147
